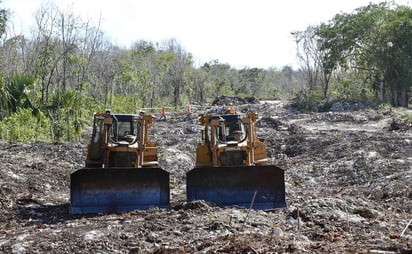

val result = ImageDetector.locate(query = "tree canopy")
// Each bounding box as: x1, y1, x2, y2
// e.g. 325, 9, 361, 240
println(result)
313, 2, 412, 106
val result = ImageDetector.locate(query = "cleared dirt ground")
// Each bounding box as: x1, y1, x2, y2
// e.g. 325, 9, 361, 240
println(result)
0, 98, 411, 253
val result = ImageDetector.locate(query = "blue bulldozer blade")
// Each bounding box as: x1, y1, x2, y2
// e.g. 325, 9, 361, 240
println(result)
70, 167, 169, 214
186, 165, 286, 209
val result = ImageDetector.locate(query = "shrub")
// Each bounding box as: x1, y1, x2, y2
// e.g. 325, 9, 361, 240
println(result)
0, 108, 50, 141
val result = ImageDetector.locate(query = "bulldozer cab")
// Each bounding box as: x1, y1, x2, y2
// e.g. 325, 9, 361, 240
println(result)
215, 114, 246, 143
87, 113, 140, 164
109, 114, 140, 143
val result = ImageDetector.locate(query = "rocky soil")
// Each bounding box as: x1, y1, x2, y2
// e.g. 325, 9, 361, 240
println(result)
0, 98, 411, 253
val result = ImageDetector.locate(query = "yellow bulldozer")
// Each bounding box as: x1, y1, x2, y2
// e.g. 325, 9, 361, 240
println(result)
70, 110, 170, 214
186, 107, 286, 209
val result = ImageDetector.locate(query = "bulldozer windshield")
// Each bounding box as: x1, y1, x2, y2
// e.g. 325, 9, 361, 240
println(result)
217, 115, 246, 142
110, 115, 140, 142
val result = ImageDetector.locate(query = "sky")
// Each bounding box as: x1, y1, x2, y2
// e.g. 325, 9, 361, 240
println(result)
2, 0, 412, 69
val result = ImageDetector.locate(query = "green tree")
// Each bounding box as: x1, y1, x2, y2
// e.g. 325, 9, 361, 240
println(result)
315, 2, 412, 106
238, 67, 265, 97
190, 66, 210, 103
205, 61, 233, 98
163, 39, 192, 110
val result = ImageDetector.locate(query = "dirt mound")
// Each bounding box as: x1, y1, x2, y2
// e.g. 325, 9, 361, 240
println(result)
212, 96, 259, 106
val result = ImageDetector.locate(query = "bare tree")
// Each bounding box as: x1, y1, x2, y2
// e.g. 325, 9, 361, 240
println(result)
162, 39, 191, 110
292, 26, 321, 92
30, 2, 59, 102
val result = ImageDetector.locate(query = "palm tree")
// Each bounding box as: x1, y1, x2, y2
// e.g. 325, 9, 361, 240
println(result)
7, 75, 40, 117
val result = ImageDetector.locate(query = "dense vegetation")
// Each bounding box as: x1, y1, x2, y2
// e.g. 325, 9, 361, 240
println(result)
293, 2, 412, 108
0, 1, 411, 142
